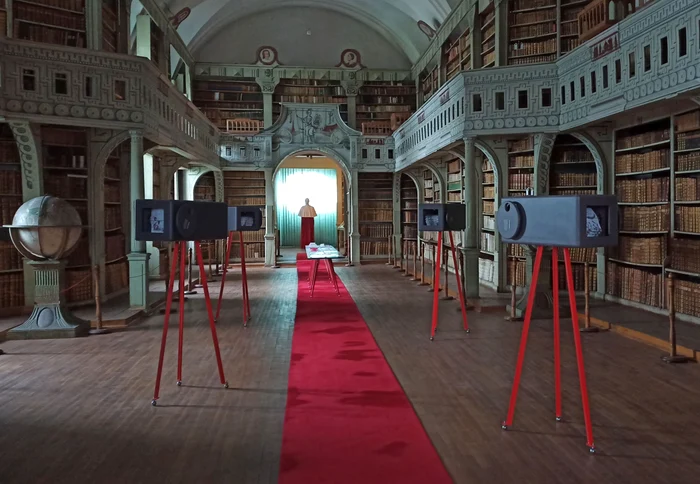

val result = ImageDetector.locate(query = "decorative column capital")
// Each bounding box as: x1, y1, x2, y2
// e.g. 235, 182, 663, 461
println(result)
341, 80, 363, 96
129, 129, 144, 141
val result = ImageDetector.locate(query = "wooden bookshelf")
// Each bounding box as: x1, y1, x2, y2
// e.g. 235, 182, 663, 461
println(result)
446, 158, 463, 203
420, 169, 441, 252
420, 66, 439, 102
560, 0, 594, 55
194, 172, 216, 201
41, 126, 93, 304
480, 2, 496, 68
508, 0, 557, 66
358, 172, 392, 259
150, 18, 163, 67
443, 27, 471, 81
13, 0, 86, 47
668, 109, 700, 317
102, 0, 119, 53
103, 144, 127, 296
0, 124, 24, 311
400, 174, 418, 265
0, 0, 8, 38
548, 134, 598, 290
506, 136, 534, 286
480, 158, 497, 286
223, 171, 266, 263
273, 79, 347, 123
193, 79, 264, 132
608, 118, 671, 309
357, 81, 416, 134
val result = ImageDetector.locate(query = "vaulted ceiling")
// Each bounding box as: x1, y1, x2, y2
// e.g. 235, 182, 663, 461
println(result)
159, 0, 456, 63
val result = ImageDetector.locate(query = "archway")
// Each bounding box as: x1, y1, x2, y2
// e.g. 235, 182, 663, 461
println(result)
273, 150, 350, 264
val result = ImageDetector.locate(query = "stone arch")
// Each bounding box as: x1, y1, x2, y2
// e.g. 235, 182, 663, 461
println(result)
272, 146, 352, 185
568, 131, 607, 194
534, 133, 557, 194
475, 141, 503, 191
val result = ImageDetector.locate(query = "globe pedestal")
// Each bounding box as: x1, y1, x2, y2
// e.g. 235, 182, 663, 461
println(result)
7, 260, 89, 339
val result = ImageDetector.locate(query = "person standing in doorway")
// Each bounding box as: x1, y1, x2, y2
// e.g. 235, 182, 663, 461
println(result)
299, 198, 317, 248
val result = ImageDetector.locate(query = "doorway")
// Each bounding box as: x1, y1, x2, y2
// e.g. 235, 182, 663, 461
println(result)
274, 152, 347, 263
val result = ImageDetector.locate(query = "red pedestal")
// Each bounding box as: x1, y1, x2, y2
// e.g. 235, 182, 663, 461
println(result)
301, 217, 315, 249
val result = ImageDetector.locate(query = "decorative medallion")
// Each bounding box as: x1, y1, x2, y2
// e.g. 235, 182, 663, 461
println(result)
417, 21, 436, 39
256, 46, 280, 66
170, 7, 191, 29
336, 49, 364, 69
86, 107, 100, 119
70, 106, 85, 117
116, 110, 129, 121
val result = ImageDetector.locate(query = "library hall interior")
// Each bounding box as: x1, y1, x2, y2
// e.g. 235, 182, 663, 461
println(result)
3, 0, 700, 482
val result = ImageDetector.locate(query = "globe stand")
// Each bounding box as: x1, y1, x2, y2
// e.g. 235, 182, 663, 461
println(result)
8, 260, 89, 339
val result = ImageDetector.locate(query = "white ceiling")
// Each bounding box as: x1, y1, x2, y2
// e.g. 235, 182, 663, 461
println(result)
157, 0, 456, 63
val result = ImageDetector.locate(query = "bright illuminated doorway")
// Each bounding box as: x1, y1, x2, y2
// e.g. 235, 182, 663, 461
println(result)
274, 152, 346, 259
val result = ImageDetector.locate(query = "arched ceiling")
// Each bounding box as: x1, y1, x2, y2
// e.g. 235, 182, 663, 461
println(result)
159, 0, 456, 64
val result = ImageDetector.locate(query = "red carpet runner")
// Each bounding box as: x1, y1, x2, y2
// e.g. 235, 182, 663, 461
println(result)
279, 254, 452, 483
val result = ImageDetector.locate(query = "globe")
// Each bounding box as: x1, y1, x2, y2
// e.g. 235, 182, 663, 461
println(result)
7, 196, 83, 261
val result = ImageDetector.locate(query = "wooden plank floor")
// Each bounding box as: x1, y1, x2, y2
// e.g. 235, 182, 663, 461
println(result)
0, 267, 297, 484
337, 266, 700, 484
1, 265, 700, 483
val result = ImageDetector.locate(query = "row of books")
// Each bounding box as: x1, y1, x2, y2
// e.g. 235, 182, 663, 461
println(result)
0, 198, 22, 225
669, 238, 700, 273
612, 235, 666, 265
675, 110, 700, 133
479, 258, 497, 285
481, 232, 496, 253
508, 173, 534, 190
550, 173, 595, 186
674, 279, 700, 317
675, 132, 700, 151
358, 210, 392, 222
105, 234, 125, 262
483, 186, 496, 198
508, 155, 535, 168
360, 241, 390, 256
607, 263, 662, 307
619, 205, 669, 232
508, 39, 556, 58
675, 206, 700, 233
615, 149, 669, 174
553, 150, 594, 163
675, 177, 700, 201
616, 129, 669, 150
615, 177, 670, 203
676, 151, 700, 171
402, 212, 417, 223
0, 171, 21, 194
359, 225, 393, 238
0, 272, 25, 308
0, 243, 22, 272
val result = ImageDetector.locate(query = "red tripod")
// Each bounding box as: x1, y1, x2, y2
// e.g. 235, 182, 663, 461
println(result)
430, 231, 469, 340
215, 231, 251, 326
501, 246, 595, 453
151, 240, 228, 406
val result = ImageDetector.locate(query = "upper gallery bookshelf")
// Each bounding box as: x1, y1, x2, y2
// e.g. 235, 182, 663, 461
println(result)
102, 0, 119, 53
507, 0, 557, 66
41, 125, 93, 305
480, 158, 497, 287
0, 1, 7, 38
400, 174, 418, 265
608, 118, 671, 310
480, 1, 496, 68
443, 26, 471, 81
273, 79, 347, 123
0, 124, 24, 312
560, 0, 592, 55
358, 172, 392, 259
420, 66, 439, 102
13, 0, 86, 47
356, 81, 416, 134
223, 171, 266, 263
549, 134, 598, 291
193, 79, 264, 132
506, 136, 534, 287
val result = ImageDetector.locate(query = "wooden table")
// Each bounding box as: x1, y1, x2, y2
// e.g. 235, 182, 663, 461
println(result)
305, 245, 341, 297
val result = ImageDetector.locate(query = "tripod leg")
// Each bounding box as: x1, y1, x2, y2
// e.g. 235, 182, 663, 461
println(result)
152, 242, 180, 406
448, 232, 469, 333
430, 233, 443, 341
310, 260, 320, 297
176, 242, 187, 386
552, 247, 562, 421
563, 249, 595, 453
215, 232, 233, 323
196, 241, 229, 388
239, 232, 250, 325
502, 245, 544, 430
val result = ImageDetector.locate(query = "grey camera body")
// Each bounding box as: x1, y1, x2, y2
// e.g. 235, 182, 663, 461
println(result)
496, 195, 618, 248
227, 206, 264, 232
135, 200, 229, 242
418, 203, 466, 232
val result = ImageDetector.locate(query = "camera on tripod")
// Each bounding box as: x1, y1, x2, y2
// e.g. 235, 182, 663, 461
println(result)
495, 194, 618, 247
418, 203, 466, 232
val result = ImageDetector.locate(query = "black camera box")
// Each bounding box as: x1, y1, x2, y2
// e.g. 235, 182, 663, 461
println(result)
418, 203, 466, 232
135, 200, 229, 242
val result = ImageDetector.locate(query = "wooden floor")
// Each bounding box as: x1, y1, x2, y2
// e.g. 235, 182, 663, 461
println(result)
1, 266, 699, 483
